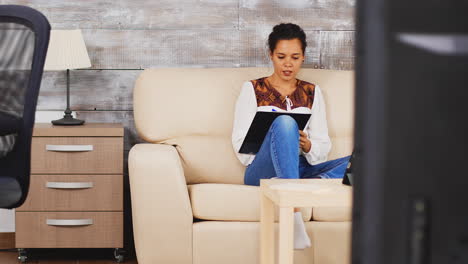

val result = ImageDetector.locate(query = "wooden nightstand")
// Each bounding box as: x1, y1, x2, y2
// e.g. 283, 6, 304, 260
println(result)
15, 123, 124, 262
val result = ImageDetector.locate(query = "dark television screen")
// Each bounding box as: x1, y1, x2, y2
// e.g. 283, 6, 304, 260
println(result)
352, 1, 468, 263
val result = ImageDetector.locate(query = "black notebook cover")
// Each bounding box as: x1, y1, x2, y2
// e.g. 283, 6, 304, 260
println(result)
239, 111, 312, 154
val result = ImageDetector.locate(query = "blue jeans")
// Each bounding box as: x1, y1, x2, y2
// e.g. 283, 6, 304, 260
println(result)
244, 115, 351, 186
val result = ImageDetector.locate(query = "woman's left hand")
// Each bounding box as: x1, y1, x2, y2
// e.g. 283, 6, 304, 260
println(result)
299, 130, 311, 153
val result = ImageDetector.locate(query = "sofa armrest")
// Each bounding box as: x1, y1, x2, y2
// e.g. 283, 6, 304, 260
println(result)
129, 143, 193, 264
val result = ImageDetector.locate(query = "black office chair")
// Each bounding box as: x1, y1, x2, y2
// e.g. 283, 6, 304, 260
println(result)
0, 5, 50, 209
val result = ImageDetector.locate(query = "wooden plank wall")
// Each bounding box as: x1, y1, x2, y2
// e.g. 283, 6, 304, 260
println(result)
2, 0, 356, 148
0, 0, 355, 255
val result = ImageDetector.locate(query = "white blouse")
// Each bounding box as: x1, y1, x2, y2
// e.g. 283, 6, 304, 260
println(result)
231, 81, 331, 166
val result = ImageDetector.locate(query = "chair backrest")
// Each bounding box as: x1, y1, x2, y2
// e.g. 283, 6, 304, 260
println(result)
0, 5, 50, 208
134, 68, 354, 184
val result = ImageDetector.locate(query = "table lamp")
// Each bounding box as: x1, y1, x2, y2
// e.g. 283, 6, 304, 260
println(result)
44, 29, 91, 125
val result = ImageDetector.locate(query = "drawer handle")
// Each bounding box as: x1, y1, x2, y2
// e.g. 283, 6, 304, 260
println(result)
46, 182, 94, 189
46, 145, 93, 152
46, 219, 93, 226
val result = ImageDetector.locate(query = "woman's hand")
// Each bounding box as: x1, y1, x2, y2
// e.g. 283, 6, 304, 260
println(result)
299, 130, 311, 153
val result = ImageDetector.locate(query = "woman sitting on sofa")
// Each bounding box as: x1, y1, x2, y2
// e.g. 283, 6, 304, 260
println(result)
231, 23, 351, 250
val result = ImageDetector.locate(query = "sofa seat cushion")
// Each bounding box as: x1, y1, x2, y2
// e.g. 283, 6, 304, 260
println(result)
188, 183, 312, 222
312, 206, 352, 222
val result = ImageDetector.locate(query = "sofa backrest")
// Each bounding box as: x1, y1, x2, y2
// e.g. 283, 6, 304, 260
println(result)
133, 68, 354, 184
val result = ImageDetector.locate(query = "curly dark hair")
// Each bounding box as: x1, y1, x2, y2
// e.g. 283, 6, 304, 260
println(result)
268, 23, 307, 54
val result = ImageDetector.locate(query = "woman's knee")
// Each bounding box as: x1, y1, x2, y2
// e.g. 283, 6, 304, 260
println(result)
271, 115, 299, 133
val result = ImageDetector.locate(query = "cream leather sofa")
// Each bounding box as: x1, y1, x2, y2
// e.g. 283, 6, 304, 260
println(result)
129, 68, 354, 264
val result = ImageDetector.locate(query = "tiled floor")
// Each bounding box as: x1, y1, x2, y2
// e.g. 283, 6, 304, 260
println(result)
0, 250, 137, 264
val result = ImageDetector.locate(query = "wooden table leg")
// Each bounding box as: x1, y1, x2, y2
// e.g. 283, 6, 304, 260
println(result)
260, 192, 275, 264
278, 206, 294, 264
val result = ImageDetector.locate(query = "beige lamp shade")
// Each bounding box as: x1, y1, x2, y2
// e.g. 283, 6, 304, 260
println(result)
44, 29, 91, 70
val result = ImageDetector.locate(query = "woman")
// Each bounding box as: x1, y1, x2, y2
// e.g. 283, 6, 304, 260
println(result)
232, 23, 350, 249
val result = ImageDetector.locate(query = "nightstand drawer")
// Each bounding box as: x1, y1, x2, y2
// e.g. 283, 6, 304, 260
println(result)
17, 174, 123, 211
15, 212, 123, 248
31, 137, 123, 174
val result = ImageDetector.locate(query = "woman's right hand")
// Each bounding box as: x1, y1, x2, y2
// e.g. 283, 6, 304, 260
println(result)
299, 130, 311, 153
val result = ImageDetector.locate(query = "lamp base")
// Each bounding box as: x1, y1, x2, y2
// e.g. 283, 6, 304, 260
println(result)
52, 114, 85, 126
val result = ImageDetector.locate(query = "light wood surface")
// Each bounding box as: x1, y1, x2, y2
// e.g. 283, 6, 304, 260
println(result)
260, 194, 275, 264
38, 71, 140, 111
262, 179, 352, 208
260, 179, 352, 264
31, 137, 123, 174
17, 174, 123, 211
4, 4, 354, 67
15, 212, 123, 248
239, 0, 355, 30
33, 123, 124, 137
278, 207, 294, 264
1, 0, 238, 30
83, 29, 241, 69
320, 31, 356, 70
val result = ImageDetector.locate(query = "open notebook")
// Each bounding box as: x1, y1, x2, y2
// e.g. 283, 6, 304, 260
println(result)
239, 111, 311, 154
